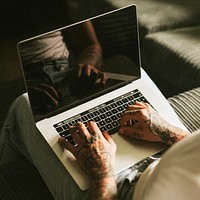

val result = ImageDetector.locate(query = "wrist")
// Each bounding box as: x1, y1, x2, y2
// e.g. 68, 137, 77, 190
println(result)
167, 125, 189, 145
149, 110, 188, 145
88, 162, 115, 180
152, 122, 188, 146
90, 176, 118, 200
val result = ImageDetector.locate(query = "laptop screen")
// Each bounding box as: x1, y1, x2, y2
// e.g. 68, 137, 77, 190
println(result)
18, 5, 141, 121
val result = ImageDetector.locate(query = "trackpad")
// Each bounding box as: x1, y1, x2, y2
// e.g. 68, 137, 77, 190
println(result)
112, 133, 166, 174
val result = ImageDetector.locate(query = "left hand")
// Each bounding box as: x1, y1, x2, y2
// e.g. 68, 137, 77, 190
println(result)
58, 121, 116, 180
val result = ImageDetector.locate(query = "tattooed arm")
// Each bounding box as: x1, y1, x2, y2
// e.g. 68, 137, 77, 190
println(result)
59, 121, 118, 200
67, 21, 106, 85
119, 101, 189, 146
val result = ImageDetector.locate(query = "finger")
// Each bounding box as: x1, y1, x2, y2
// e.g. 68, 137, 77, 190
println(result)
135, 101, 146, 105
83, 65, 92, 77
119, 127, 143, 139
75, 122, 91, 139
99, 71, 107, 84
102, 130, 115, 145
42, 90, 59, 108
135, 101, 152, 109
68, 126, 82, 144
87, 121, 102, 139
127, 103, 146, 110
76, 64, 83, 77
38, 83, 59, 100
90, 68, 99, 81
120, 110, 140, 127
33, 87, 59, 108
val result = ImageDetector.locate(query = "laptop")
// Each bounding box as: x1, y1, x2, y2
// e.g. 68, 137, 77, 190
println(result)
17, 4, 187, 190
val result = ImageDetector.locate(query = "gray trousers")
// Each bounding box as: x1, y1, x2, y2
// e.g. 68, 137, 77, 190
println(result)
0, 94, 158, 200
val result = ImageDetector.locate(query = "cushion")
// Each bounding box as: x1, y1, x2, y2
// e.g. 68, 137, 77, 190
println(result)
142, 26, 200, 96
168, 87, 200, 133
99, 0, 200, 38
74, 0, 200, 37
133, 0, 200, 38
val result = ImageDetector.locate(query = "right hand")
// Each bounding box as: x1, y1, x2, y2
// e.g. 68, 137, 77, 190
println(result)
119, 101, 187, 145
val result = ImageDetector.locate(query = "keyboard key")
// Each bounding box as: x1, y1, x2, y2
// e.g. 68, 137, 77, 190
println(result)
93, 110, 100, 116
100, 126, 106, 132
105, 111, 112, 117
110, 102, 117, 108
111, 109, 118, 114
111, 115, 117, 121
94, 116, 101, 122
81, 115, 88, 122
106, 124, 113, 130
99, 107, 106, 113
105, 118, 112, 123
112, 121, 119, 127
99, 120, 106, 126
87, 112, 94, 118
62, 124, 68, 130
100, 113, 106, 119
55, 127, 63, 133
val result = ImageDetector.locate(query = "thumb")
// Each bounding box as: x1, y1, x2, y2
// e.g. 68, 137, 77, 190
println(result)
58, 137, 73, 151
102, 130, 115, 144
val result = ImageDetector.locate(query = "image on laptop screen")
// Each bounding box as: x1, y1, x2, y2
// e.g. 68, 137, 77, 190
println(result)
18, 6, 140, 122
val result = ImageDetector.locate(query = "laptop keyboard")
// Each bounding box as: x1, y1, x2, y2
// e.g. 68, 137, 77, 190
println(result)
53, 89, 148, 145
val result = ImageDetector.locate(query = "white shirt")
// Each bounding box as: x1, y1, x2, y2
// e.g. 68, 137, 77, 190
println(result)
19, 31, 69, 66
133, 130, 200, 200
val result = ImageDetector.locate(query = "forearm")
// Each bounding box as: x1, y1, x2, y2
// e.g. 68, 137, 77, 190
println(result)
151, 120, 189, 146
163, 124, 189, 145
77, 44, 102, 69
90, 177, 118, 200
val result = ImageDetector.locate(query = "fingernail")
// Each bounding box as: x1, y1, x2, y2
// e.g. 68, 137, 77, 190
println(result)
58, 137, 65, 143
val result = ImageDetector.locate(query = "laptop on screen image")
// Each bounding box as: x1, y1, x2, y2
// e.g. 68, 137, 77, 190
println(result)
17, 4, 187, 190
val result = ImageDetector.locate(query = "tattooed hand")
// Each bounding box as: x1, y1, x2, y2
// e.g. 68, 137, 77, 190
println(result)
58, 121, 118, 199
119, 101, 188, 145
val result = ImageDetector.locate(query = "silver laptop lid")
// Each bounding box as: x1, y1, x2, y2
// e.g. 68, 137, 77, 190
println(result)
17, 4, 141, 122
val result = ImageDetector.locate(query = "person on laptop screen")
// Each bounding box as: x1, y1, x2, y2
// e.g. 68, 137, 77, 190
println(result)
19, 21, 106, 115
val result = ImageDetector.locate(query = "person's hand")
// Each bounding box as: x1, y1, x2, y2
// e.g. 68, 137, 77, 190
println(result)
29, 83, 59, 112
76, 64, 106, 85
59, 121, 118, 199
119, 101, 188, 145
58, 121, 116, 180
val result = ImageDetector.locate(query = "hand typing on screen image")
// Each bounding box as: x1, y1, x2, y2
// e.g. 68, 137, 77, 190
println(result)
58, 102, 189, 199
70, 63, 107, 97
75, 64, 106, 85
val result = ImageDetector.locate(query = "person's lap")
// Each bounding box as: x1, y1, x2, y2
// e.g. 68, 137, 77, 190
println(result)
0, 94, 150, 200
